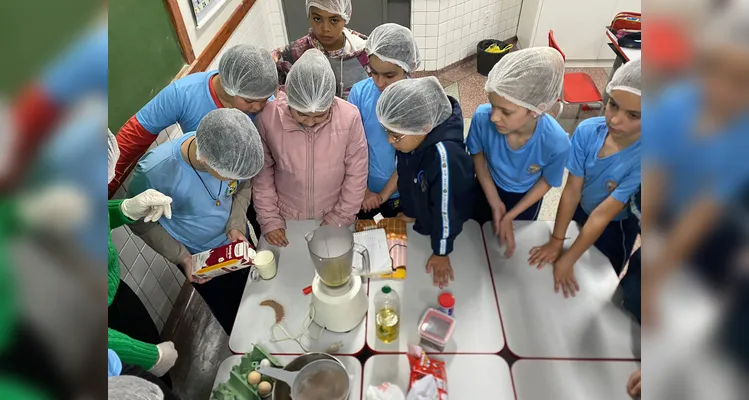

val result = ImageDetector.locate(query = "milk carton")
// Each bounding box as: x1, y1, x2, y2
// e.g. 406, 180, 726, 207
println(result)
192, 241, 257, 279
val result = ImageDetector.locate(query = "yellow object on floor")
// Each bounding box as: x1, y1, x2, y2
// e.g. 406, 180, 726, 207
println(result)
485, 43, 513, 54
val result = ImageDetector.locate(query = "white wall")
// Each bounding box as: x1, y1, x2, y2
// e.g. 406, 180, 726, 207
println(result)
412, 0, 523, 71
111, 0, 289, 332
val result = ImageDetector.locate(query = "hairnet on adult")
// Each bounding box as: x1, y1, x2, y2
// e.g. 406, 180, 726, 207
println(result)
219, 45, 278, 100
108, 129, 120, 184
606, 57, 641, 97
195, 108, 264, 180
365, 23, 421, 73
376, 76, 452, 135
108, 376, 164, 400
285, 49, 337, 113
484, 47, 564, 114
307, 0, 352, 23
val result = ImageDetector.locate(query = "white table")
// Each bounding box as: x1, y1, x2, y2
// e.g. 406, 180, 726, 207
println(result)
366, 221, 505, 354
212, 354, 363, 400
605, 28, 641, 63
363, 354, 515, 399
486, 221, 640, 359
230, 220, 367, 355
513, 359, 640, 400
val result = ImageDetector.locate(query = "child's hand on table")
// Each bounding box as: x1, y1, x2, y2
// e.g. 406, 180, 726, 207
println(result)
265, 229, 289, 247
498, 215, 516, 258
552, 254, 579, 298
528, 237, 564, 269
427, 254, 454, 289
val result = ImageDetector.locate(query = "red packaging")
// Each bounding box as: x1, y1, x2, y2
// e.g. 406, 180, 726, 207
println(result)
407, 345, 448, 400
192, 241, 257, 279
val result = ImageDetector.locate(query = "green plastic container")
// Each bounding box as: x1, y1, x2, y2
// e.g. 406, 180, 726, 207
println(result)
211, 344, 284, 400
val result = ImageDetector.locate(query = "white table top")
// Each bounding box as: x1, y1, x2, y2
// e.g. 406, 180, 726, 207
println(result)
513, 359, 640, 400
212, 354, 363, 400
363, 354, 515, 399
366, 221, 505, 354
605, 28, 641, 62
230, 220, 367, 355
486, 221, 640, 359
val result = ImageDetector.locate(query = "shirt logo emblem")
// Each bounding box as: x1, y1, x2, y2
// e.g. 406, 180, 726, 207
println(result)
225, 180, 238, 197
527, 164, 541, 174
605, 180, 618, 192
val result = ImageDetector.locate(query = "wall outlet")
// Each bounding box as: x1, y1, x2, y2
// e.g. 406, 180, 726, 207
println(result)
484, 11, 491, 26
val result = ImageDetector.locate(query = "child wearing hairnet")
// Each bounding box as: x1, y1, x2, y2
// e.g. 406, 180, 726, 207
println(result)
126, 109, 265, 335
468, 48, 571, 257
253, 49, 368, 247
107, 131, 179, 383
376, 77, 475, 289
272, 0, 368, 100
349, 23, 420, 219
109, 45, 277, 200
528, 58, 642, 299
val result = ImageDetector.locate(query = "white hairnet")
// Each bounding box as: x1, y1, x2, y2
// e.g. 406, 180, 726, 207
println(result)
484, 47, 564, 114
376, 76, 452, 135
286, 49, 337, 113
219, 45, 278, 100
606, 57, 642, 97
108, 129, 119, 184
307, 0, 352, 23
195, 109, 264, 180
366, 23, 421, 73
108, 376, 163, 400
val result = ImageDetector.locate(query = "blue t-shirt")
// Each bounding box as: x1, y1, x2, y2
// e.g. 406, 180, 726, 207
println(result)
128, 132, 239, 254
466, 105, 571, 193
644, 83, 749, 215
568, 117, 641, 221
348, 78, 398, 198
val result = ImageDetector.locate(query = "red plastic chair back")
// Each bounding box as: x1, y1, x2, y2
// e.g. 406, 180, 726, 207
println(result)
548, 30, 566, 61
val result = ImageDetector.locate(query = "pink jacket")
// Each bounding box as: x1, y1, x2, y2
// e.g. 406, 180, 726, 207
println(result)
252, 90, 369, 233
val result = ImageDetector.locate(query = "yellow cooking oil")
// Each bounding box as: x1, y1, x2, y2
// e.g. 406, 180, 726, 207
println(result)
375, 285, 400, 343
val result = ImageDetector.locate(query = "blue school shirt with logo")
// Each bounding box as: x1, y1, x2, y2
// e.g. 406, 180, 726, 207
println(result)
128, 132, 239, 254
644, 83, 749, 215
348, 78, 398, 198
466, 104, 571, 193
135, 70, 267, 134
568, 117, 641, 221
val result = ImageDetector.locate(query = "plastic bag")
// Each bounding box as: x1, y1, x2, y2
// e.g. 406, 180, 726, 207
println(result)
366, 382, 406, 400
406, 345, 448, 400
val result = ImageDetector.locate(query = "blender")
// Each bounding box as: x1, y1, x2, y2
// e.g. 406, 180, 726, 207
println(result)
305, 225, 370, 333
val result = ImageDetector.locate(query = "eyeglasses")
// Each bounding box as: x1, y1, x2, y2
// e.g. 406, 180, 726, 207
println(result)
383, 127, 406, 143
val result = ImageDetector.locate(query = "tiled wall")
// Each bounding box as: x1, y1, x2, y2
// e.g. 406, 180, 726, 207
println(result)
111, 0, 288, 332
412, 0, 523, 71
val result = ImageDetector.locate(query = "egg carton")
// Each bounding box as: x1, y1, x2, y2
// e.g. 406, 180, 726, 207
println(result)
211, 344, 284, 400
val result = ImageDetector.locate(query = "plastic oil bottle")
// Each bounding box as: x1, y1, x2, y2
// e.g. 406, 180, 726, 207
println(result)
375, 285, 400, 343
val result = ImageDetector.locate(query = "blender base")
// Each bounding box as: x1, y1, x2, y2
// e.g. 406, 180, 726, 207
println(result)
311, 276, 368, 333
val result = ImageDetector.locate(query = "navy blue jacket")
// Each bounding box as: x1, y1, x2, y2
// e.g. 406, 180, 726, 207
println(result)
396, 96, 475, 256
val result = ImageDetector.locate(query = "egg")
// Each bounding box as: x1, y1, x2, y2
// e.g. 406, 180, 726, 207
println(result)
259, 358, 271, 368
247, 371, 262, 385
257, 381, 272, 396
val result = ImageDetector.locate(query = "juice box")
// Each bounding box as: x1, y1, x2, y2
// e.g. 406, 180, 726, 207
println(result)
192, 241, 257, 279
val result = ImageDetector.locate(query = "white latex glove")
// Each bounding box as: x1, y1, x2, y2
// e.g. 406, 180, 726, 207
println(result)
19, 184, 89, 233
121, 189, 173, 222
148, 341, 178, 377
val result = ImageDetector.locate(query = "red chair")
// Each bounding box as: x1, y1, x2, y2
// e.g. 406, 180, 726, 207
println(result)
548, 30, 604, 119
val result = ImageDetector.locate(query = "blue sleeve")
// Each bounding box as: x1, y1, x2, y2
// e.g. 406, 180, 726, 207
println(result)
543, 137, 571, 187
427, 143, 470, 256
108, 349, 122, 377
42, 25, 108, 103
465, 116, 484, 155
347, 83, 361, 108
612, 166, 641, 204
135, 82, 183, 135
567, 125, 589, 178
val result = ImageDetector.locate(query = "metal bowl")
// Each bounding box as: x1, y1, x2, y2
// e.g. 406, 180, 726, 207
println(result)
271, 353, 349, 400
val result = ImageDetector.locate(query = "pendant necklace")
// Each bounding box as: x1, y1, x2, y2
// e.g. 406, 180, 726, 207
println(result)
187, 139, 223, 206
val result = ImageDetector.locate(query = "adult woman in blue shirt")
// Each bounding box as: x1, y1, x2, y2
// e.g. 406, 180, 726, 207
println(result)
348, 23, 420, 219
468, 48, 570, 257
